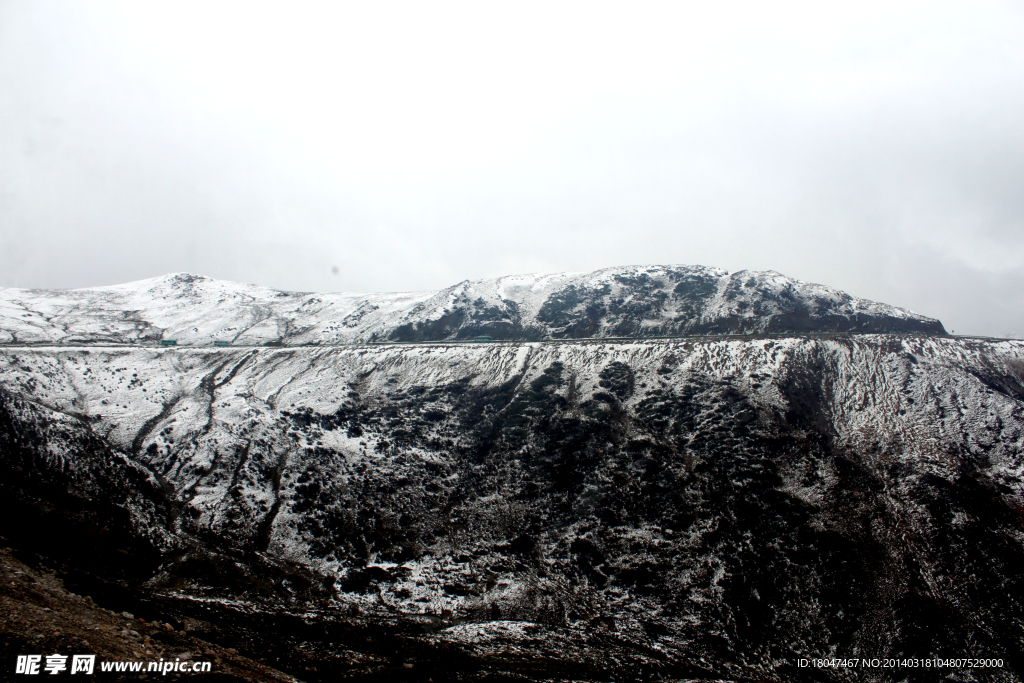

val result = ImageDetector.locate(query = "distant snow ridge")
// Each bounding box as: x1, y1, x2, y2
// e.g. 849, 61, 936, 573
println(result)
0, 265, 944, 345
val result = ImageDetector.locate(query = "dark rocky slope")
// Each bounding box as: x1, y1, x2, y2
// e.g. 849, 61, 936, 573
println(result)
0, 336, 1021, 681
0, 265, 945, 346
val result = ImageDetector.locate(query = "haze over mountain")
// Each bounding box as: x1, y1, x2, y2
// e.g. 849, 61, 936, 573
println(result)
0, 265, 944, 346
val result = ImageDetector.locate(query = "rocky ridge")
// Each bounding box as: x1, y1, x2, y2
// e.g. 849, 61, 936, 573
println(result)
0, 265, 944, 346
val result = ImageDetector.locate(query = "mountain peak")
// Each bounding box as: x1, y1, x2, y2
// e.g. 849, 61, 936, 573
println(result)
0, 264, 945, 345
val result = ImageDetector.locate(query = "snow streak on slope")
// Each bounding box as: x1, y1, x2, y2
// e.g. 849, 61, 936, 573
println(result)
4, 337, 1018, 496
2, 336, 1022, 680
0, 265, 944, 346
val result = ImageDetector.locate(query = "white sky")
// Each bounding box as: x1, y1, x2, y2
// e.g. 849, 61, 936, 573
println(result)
1, 1, 1022, 336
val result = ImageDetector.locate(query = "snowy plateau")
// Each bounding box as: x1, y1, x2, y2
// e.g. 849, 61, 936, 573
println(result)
0, 265, 1022, 682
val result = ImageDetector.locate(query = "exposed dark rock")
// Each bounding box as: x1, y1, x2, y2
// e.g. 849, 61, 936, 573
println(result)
0, 264, 946, 346
1, 335, 1021, 681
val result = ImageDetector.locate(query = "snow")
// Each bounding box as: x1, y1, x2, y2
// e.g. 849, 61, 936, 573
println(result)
2, 330, 1023, 674
0, 265, 942, 346
2, 336, 1021, 566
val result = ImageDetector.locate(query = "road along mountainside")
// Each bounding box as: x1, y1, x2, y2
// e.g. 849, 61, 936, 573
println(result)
1, 335, 1022, 681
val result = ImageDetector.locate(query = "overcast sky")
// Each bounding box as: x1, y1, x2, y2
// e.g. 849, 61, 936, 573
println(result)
1, 2, 1022, 336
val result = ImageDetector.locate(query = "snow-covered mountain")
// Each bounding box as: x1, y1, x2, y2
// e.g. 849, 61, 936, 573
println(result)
0, 265, 945, 346
2, 332, 1022, 680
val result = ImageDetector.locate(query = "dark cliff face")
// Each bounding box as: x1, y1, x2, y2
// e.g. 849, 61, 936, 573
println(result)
386, 268, 947, 342
1, 337, 1021, 682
